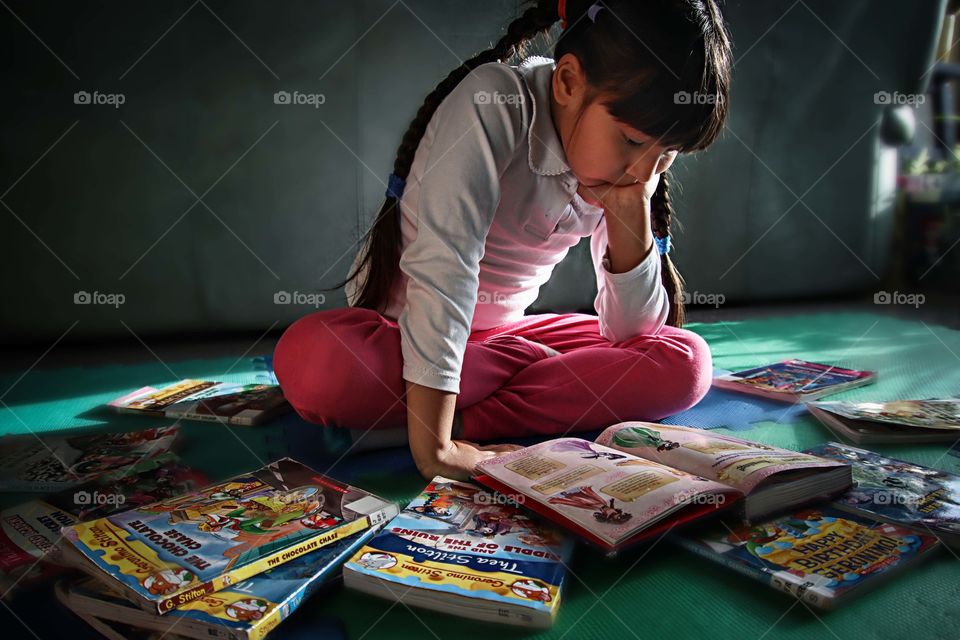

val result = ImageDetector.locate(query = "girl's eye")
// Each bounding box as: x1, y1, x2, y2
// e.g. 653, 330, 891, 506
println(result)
623, 134, 644, 147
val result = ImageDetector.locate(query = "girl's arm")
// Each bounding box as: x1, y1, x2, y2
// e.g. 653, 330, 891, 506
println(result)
406, 380, 518, 480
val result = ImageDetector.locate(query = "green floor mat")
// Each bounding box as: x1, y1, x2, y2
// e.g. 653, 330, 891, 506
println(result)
1, 312, 959, 639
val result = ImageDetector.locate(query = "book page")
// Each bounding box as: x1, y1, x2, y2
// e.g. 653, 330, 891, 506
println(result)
596, 422, 845, 494
475, 439, 737, 546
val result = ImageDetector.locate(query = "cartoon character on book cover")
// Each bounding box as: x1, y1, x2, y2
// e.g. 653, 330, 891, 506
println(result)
709, 508, 934, 592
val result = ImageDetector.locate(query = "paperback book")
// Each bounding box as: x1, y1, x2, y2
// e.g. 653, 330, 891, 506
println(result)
62, 458, 397, 613
712, 360, 875, 402
672, 506, 939, 609
109, 380, 290, 426
804, 442, 960, 545
806, 399, 960, 443
344, 477, 572, 628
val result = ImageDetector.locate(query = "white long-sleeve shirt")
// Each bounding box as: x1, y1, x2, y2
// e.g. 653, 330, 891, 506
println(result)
345, 56, 669, 394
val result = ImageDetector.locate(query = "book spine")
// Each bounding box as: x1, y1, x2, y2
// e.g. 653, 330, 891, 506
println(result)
155, 513, 384, 614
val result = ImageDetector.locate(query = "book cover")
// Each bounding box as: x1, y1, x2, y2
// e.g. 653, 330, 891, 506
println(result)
804, 442, 960, 543
344, 478, 572, 628
0, 425, 181, 492
808, 399, 960, 430
672, 506, 939, 609
713, 360, 875, 401
109, 381, 290, 426
60, 526, 379, 640
0, 454, 206, 593
62, 458, 397, 613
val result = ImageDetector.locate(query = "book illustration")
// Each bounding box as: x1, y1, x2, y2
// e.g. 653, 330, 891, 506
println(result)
675, 506, 940, 608
344, 478, 571, 628
596, 422, 839, 493
546, 486, 632, 524
548, 440, 629, 460
804, 443, 960, 539
62, 458, 397, 612
0, 425, 181, 492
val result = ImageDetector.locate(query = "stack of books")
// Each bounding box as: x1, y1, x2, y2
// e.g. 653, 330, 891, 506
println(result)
56, 457, 397, 639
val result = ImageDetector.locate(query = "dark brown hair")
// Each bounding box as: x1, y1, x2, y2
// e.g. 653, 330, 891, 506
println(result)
334, 0, 732, 327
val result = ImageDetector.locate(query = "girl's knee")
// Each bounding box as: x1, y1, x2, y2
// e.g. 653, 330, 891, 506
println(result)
627, 326, 712, 415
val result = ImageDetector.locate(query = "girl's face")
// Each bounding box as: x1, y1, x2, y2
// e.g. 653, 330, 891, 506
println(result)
549, 54, 678, 206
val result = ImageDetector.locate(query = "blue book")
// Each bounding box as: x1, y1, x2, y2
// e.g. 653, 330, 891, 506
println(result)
671, 506, 940, 609
56, 526, 378, 640
344, 477, 572, 628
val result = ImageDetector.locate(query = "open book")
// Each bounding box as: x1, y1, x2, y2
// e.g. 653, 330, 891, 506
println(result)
473, 422, 851, 553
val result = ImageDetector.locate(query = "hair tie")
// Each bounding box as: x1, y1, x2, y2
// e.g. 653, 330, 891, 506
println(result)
386, 173, 406, 200
558, 0, 568, 30
586, 2, 605, 22
654, 234, 672, 256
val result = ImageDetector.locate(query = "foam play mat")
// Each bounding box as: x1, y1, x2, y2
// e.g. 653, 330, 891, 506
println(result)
2, 312, 959, 639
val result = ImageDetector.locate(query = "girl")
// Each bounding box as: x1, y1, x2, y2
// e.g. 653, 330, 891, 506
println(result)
274, 0, 732, 480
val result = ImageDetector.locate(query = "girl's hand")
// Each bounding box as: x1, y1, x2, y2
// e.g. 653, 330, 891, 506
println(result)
422, 440, 522, 481
579, 174, 659, 273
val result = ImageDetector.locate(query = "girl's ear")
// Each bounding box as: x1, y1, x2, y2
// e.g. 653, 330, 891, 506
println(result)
552, 53, 588, 108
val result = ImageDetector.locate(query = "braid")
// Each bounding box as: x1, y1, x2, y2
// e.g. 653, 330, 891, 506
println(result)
650, 171, 686, 327
337, 2, 560, 313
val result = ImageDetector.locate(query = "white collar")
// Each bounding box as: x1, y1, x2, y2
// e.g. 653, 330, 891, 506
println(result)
517, 56, 573, 177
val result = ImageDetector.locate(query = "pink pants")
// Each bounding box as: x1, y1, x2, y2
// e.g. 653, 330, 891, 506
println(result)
273, 307, 712, 441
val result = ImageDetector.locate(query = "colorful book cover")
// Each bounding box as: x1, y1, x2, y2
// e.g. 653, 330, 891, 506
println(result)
0, 425, 181, 492
62, 458, 398, 613
60, 526, 379, 640
673, 506, 939, 609
109, 380, 290, 426
0, 455, 206, 593
344, 477, 572, 628
807, 399, 960, 430
804, 442, 960, 542
714, 359, 875, 399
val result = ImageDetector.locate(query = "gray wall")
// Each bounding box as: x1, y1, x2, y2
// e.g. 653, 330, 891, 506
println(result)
0, 1, 945, 344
